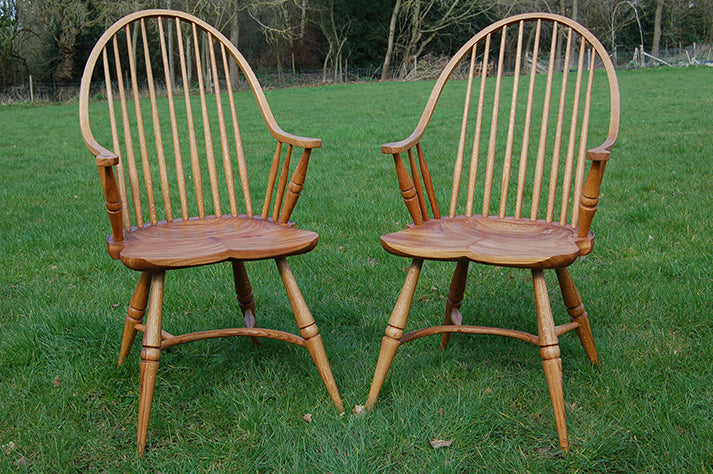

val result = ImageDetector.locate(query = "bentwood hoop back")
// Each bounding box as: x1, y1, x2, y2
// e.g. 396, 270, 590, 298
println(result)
366, 13, 620, 450
79, 9, 342, 453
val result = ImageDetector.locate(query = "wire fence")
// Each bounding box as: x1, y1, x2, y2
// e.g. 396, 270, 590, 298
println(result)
1, 44, 710, 105
0, 66, 384, 105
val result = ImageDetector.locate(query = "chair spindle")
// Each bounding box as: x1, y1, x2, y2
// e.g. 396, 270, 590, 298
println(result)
530, 21, 559, 222
499, 20, 525, 218
482, 27, 508, 217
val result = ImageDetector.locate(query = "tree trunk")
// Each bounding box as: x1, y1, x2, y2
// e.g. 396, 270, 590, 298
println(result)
54, 30, 77, 83
652, 0, 664, 57
381, 0, 401, 81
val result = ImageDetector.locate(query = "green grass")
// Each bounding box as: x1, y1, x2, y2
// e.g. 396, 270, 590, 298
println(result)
1, 66, 712, 471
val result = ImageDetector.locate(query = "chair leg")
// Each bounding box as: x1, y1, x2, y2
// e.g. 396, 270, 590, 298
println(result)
137, 271, 165, 455
440, 260, 469, 349
366, 259, 423, 411
275, 257, 344, 413
556, 267, 599, 364
532, 269, 568, 451
232, 260, 260, 349
118, 271, 152, 366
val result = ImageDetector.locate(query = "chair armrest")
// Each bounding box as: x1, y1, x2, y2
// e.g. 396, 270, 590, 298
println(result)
271, 126, 322, 149
381, 129, 424, 155
84, 137, 120, 167
586, 138, 616, 161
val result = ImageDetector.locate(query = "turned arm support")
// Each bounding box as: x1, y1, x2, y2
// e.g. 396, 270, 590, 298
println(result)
391, 152, 425, 225
90, 144, 125, 258
578, 145, 611, 238
278, 148, 313, 224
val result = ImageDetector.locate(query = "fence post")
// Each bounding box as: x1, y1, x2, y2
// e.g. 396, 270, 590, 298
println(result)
29, 75, 34, 103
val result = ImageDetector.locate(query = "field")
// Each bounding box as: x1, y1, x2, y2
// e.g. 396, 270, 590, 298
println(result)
1, 66, 712, 471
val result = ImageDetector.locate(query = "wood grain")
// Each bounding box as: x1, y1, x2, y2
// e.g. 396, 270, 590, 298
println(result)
381, 215, 593, 268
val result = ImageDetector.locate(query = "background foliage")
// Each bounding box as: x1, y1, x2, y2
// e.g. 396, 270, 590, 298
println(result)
1, 0, 712, 89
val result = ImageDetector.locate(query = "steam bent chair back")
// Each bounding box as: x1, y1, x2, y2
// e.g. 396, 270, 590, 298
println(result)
79, 9, 343, 454
366, 13, 620, 450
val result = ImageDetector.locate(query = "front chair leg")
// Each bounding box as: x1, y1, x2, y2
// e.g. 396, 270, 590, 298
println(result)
118, 271, 152, 366
556, 267, 599, 364
440, 260, 469, 349
533, 269, 568, 451
137, 271, 165, 455
275, 257, 344, 413
232, 260, 260, 349
366, 259, 423, 411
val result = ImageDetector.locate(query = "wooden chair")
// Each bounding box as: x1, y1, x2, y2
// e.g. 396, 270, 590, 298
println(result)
366, 13, 620, 450
79, 9, 343, 453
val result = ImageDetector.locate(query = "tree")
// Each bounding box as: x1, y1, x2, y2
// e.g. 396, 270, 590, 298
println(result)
247, 0, 311, 77
0, 0, 30, 88
381, 0, 483, 80
24, 0, 116, 83
652, 0, 664, 56
314, 0, 351, 82
381, 0, 400, 80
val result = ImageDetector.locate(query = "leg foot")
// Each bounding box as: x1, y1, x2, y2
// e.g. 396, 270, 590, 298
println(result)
137, 272, 165, 455
556, 267, 598, 364
533, 269, 568, 451
276, 258, 343, 412
542, 352, 568, 451
366, 259, 422, 410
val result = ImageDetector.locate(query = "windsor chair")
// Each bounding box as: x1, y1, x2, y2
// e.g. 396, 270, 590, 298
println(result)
79, 9, 343, 453
366, 13, 620, 450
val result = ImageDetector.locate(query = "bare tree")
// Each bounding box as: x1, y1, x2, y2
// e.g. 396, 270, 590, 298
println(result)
652, 0, 664, 57
314, 0, 350, 82
381, 0, 401, 80
0, 0, 30, 87
383, 0, 483, 80
247, 0, 309, 78
24, 0, 109, 82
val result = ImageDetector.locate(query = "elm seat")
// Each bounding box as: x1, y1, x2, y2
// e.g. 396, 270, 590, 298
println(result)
381, 216, 593, 269
366, 12, 620, 451
117, 217, 319, 270
79, 9, 342, 455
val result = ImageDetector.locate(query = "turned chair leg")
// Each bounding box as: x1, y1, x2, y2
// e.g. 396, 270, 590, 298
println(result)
137, 271, 165, 455
440, 260, 469, 349
275, 257, 344, 413
366, 259, 423, 410
556, 267, 599, 364
118, 271, 152, 366
532, 269, 568, 451
232, 260, 260, 349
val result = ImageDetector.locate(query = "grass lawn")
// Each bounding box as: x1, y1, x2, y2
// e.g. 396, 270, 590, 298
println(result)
1, 66, 712, 471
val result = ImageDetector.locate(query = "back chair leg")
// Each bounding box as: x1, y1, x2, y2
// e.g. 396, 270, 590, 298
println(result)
232, 260, 260, 349
137, 271, 165, 455
533, 269, 568, 451
119, 271, 152, 366
440, 260, 469, 349
556, 267, 599, 364
275, 257, 344, 413
367, 259, 423, 410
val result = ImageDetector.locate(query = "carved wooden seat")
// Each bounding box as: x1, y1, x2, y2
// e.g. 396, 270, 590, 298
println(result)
79, 9, 342, 453
366, 13, 620, 450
